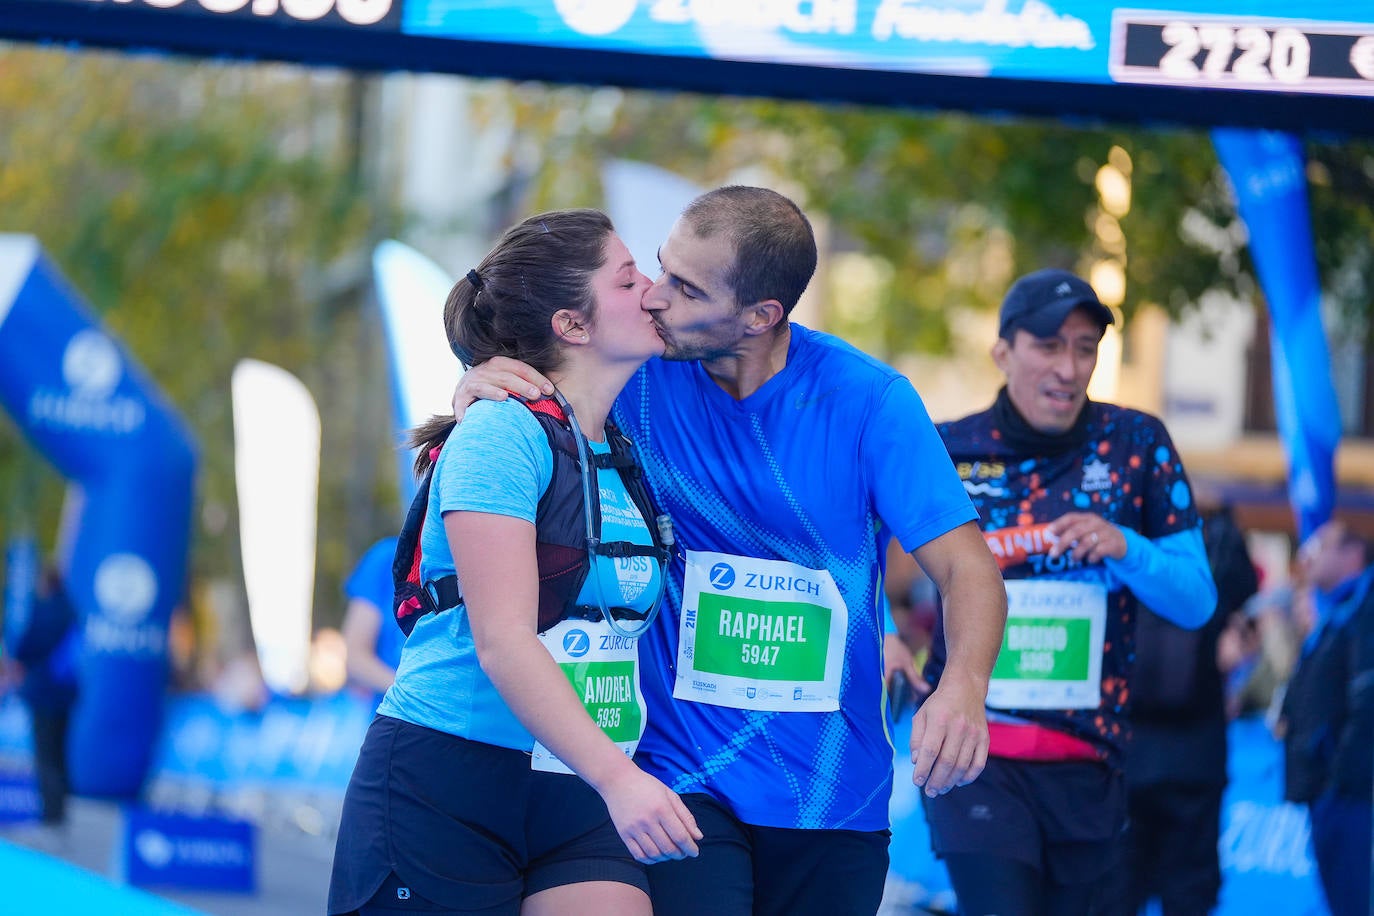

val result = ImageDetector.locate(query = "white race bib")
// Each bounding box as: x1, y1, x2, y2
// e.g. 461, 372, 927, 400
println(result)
672, 550, 847, 712
531, 618, 646, 773
986, 579, 1107, 710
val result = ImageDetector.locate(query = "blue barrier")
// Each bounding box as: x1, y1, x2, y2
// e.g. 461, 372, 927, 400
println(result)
1216, 716, 1327, 915
150, 692, 373, 792
887, 715, 1328, 914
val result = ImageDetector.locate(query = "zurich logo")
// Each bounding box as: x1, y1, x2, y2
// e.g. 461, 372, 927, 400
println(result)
709, 563, 736, 590
563, 628, 590, 658
134, 829, 175, 869
94, 553, 158, 624
62, 329, 122, 398
553, 0, 636, 36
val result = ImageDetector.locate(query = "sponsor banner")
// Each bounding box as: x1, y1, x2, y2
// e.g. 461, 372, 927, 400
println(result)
33, 0, 404, 29
11, 0, 1370, 101
150, 691, 373, 789
1212, 130, 1341, 540
1215, 717, 1328, 914
398, 0, 1373, 94
123, 807, 256, 893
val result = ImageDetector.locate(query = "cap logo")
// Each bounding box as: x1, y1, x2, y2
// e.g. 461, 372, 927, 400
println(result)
1054, 281, 1072, 296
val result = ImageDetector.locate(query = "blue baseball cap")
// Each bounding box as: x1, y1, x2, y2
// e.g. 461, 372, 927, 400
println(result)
998, 269, 1114, 340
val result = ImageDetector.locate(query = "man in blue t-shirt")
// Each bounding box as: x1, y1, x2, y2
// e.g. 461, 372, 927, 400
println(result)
458, 186, 1008, 916
341, 536, 405, 705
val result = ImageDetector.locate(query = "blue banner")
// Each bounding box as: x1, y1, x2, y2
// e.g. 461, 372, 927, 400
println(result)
122, 807, 256, 893
10, 0, 1374, 97
1211, 130, 1341, 541
400, 0, 1374, 91
1216, 717, 1327, 914
150, 691, 372, 791
372, 240, 461, 506
0, 235, 198, 797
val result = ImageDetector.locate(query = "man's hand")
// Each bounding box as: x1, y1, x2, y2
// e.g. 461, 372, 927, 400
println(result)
909, 669, 989, 798
907, 521, 1001, 797
600, 770, 704, 864
1047, 512, 1126, 563
450, 356, 554, 421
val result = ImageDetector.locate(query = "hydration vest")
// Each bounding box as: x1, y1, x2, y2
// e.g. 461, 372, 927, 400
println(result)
393, 397, 669, 636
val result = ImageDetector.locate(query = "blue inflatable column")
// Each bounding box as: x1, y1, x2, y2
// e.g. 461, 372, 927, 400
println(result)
1212, 130, 1342, 541
0, 235, 197, 797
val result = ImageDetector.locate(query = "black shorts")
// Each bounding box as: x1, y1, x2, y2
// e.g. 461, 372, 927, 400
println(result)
328, 715, 647, 916
647, 793, 890, 916
921, 756, 1125, 885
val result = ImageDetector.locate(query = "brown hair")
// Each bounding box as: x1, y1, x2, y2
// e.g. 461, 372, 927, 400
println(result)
408, 209, 615, 473
681, 186, 816, 317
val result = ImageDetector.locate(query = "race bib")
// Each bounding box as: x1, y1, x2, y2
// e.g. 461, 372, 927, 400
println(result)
531, 619, 645, 774
987, 579, 1107, 710
672, 550, 847, 712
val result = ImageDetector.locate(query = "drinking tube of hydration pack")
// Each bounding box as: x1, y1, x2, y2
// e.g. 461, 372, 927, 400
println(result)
554, 389, 668, 639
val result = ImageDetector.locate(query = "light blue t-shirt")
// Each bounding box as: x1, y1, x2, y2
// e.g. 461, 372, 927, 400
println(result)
379, 398, 662, 750
619, 325, 976, 831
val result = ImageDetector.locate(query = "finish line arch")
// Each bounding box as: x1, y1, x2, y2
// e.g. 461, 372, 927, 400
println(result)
0, 235, 197, 798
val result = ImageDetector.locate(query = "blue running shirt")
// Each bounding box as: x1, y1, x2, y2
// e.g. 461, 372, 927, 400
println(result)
380, 398, 661, 750
617, 325, 975, 831
344, 537, 404, 674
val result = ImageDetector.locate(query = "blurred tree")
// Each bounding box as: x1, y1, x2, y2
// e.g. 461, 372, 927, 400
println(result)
484, 85, 1371, 361
0, 45, 400, 637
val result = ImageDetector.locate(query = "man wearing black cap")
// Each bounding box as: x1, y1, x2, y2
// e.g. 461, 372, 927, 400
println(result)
919, 268, 1218, 916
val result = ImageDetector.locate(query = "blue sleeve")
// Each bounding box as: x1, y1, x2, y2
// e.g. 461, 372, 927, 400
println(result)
1106, 527, 1217, 629
862, 376, 977, 553
437, 399, 552, 522
418, 401, 552, 585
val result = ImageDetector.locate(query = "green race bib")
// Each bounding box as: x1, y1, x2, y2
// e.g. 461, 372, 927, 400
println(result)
673, 550, 847, 712
986, 580, 1107, 710
531, 619, 646, 773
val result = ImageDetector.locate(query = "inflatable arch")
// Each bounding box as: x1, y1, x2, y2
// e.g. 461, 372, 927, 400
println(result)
0, 234, 197, 797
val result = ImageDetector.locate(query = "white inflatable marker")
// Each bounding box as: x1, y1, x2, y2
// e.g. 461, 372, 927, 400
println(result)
232, 359, 320, 696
